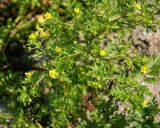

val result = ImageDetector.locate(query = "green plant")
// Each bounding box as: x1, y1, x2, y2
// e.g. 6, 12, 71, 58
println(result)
0, 0, 160, 127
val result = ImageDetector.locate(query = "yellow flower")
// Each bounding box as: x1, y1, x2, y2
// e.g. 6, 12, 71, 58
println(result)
29, 33, 38, 40
49, 69, 58, 78
100, 50, 107, 57
55, 47, 62, 54
141, 65, 149, 74
126, 59, 133, 66
135, 3, 141, 10
74, 8, 81, 13
25, 71, 33, 77
44, 12, 52, 20
142, 100, 148, 108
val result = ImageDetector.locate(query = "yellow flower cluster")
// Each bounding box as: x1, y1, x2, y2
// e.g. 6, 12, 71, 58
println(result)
135, 3, 141, 10
25, 71, 33, 77
44, 12, 52, 20
141, 65, 149, 74
49, 69, 58, 78
55, 47, 62, 54
74, 8, 81, 13
100, 50, 107, 57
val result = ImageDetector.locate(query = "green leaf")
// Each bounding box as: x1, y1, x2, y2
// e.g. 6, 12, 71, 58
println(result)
148, 70, 160, 76
60, 76, 72, 83
144, 77, 157, 84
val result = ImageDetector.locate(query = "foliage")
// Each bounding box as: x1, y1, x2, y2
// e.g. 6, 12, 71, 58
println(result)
0, 0, 160, 127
